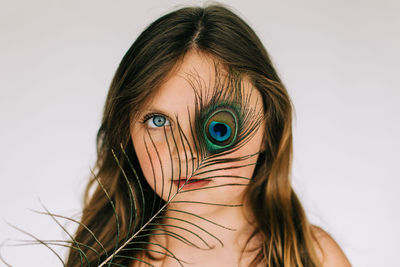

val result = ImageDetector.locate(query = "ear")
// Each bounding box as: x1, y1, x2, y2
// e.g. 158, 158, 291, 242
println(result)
260, 134, 267, 153
259, 121, 267, 153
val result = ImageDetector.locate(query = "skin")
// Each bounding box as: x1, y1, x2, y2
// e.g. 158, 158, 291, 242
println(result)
130, 50, 265, 217
129, 50, 265, 266
129, 50, 352, 266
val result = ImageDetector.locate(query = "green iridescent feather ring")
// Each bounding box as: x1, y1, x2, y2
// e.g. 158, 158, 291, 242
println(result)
202, 105, 239, 154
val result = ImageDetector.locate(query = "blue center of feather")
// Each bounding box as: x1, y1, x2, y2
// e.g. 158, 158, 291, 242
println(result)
208, 121, 231, 142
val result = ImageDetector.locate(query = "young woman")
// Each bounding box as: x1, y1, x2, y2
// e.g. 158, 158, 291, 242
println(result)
66, 4, 351, 267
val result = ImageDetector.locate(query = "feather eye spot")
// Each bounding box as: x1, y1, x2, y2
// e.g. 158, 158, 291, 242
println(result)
204, 108, 238, 151
209, 121, 231, 142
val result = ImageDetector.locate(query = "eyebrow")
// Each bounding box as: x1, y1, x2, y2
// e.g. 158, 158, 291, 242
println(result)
138, 108, 176, 119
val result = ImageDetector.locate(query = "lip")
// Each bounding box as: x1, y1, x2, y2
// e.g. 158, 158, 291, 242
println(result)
173, 177, 211, 190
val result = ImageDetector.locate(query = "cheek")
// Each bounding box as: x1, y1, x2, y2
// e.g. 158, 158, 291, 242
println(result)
214, 126, 264, 184
132, 133, 165, 190
132, 131, 178, 198
235, 125, 264, 171
213, 154, 258, 188
132, 140, 154, 186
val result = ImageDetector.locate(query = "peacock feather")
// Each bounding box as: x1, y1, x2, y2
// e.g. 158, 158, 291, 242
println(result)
1, 66, 265, 266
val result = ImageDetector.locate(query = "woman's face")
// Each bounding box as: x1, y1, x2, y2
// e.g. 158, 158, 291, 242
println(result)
130, 51, 265, 214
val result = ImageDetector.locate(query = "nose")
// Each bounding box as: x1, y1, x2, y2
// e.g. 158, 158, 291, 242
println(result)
170, 118, 198, 175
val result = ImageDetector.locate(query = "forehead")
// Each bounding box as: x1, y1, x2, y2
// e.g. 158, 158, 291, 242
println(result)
143, 51, 262, 116
150, 52, 216, 109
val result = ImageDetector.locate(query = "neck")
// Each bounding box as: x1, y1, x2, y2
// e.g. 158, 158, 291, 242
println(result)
146, 201, 259, 264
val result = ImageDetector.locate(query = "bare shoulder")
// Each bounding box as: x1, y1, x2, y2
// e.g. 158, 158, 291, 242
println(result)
311, 226, 352, 267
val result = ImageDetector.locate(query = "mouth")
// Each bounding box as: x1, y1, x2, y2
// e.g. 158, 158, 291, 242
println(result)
173, 177, 212, 190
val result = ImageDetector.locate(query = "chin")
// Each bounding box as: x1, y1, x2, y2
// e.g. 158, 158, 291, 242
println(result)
164, 181, 247, 215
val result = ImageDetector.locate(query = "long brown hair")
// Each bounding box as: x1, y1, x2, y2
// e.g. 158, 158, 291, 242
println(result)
67, 4, 321, 266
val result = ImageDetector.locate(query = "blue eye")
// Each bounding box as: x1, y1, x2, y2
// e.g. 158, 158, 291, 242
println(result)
147, 115, 170, 128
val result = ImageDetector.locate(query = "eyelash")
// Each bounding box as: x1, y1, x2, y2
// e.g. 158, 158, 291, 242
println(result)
141, 113, 171, 128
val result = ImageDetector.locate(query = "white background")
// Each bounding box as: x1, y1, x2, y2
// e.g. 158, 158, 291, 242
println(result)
0, 0, 399, 266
